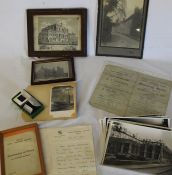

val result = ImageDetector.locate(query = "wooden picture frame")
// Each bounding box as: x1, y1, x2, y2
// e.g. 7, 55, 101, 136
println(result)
31, 58, 75, 85
96, 0, 149, 58
0, 133, 5, 175
27, 8, 87, 57
0, 124, 46, 175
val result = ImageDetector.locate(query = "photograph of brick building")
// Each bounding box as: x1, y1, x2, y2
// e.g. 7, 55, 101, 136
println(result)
103, 121, 172, 174
38, 23, 78, 46
34, 61, 69, 82
33, 15, 81, 51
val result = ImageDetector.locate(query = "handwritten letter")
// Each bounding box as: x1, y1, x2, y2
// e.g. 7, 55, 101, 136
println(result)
41, 125, 96, 175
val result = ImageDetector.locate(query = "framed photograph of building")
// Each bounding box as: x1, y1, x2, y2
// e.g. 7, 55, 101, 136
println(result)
31, 58, 75, 85
0, 124, 45, 175
27, 8, 87, 57
96, 0, 149, 58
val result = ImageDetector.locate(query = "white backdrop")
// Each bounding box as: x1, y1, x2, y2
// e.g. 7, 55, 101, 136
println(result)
1, 0, 172, 175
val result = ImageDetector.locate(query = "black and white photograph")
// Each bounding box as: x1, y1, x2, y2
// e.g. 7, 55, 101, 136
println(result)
103, 120, 172, 174
50, 86, 74, 112
105, 117, 170, 129
31, 58, 75, 85
27, 9, 87, 57
96, 0, 149, 58
34, 15, 81, 51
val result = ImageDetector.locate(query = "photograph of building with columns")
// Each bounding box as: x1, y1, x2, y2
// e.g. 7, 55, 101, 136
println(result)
103, 121, 172, 174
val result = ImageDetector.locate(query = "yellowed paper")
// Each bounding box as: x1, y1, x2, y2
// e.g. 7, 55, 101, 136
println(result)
22, 82, 77, 122
4, 131, 41, 175
40, 125, 97, 175
90, 64, 172, 116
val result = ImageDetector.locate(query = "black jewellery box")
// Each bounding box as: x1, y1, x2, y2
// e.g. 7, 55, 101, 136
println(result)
12, 90, 44, 118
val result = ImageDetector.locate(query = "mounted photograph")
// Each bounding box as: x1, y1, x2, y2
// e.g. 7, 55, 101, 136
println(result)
50, 84, 76, 119
27, 8, 87, 57
31, 58, 75, 85
96, 0, 149, 58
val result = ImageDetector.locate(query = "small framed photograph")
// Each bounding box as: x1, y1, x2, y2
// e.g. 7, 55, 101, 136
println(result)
27, 8, 87, 57
96, 0, 149, 58
31, 58, 75, 85
50, 84, 76, 119
0, 124, 45, 175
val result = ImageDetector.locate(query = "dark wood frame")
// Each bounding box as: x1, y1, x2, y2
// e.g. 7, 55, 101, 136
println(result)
31, 58, 75, 85
27, 8, 87, 57
96, 0, 149, 59
0, 124, 46, 175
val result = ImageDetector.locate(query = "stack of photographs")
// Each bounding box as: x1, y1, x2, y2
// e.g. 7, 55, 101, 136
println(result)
100, 117, 172, 175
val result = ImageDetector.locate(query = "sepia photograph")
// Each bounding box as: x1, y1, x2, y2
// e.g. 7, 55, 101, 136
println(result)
103, 120, 172, 174
31, 58, 75, 85
50, 86, 74, 112
96, 0, 149, 58
27, 9, 87, 57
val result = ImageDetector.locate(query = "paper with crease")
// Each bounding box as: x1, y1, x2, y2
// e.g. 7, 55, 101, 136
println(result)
90, 64, 172, 117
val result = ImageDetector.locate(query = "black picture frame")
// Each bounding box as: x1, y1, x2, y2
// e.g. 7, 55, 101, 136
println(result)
27, 8, 87, 57
31, 58, 75, 85
96, 0, 149, 58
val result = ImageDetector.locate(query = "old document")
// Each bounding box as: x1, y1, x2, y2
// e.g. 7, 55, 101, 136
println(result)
4, 130, 41, 175
40, 125, 96, 175
90, 64, 172, 116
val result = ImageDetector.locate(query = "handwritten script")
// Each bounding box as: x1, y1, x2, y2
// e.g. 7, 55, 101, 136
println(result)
41, 125, 96, 175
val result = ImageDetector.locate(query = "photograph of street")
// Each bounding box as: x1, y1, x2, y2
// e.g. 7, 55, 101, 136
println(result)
101, 0, 144, 48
